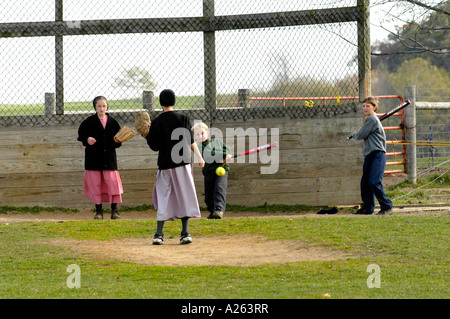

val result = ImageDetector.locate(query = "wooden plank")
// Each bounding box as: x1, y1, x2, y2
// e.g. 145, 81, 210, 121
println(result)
223, 163, 362, 179
0, 169, 156, 189
0, 142, 155, 161
0, 178, 360, 208
0, 141, 361, 174
226, 176, 360, 195
221, 191, 361, 207
0, 8, 361, 38
0, 166, 360, 202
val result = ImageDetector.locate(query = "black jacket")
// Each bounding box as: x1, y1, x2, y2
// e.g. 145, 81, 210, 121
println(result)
146, 111, 194, 170
77, 114, 122, 170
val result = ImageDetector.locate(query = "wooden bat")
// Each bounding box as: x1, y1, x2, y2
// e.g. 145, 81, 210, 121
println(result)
233, 142, 278, 158
347, 99, 410, 140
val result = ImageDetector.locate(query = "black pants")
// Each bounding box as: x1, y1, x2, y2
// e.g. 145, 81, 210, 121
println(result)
204, 172, 228, 213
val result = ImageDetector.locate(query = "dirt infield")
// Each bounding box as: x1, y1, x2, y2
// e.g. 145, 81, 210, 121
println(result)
3, 206, 448, 266
49, 236, 357, 266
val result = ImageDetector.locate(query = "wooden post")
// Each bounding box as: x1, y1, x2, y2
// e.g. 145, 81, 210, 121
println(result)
357, 0, 371, 101
404, 86, 417, 184
45, 93, 55, 115
143, 91, 154, 111
238, 89, 249, 109
55, 0, 64, 115
203, 0, 216, 111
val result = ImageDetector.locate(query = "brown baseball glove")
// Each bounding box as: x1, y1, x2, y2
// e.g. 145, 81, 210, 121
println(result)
135, 111, 151, 137
114, 126, 136, 143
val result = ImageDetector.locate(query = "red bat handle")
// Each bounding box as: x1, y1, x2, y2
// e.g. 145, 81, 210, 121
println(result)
233, 142, 278, 158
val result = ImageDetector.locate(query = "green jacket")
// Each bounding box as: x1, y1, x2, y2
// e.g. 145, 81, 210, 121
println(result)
199, 138, 231, 175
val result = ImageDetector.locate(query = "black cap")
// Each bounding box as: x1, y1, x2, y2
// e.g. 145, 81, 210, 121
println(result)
159, 89, 176, 107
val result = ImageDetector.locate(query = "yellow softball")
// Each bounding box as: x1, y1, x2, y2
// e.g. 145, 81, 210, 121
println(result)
216, 167, 226, 176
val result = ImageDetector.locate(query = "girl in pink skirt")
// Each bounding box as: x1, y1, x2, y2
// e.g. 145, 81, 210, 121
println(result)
77, 96, 124, 219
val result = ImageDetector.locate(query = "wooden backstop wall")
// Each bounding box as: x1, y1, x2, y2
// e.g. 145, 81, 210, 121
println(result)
0, 111, 364, 209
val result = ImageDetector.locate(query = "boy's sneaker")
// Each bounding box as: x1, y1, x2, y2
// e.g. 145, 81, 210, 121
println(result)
376, 208, 394, 216
180, 232, 192, 245
212, 210, 223, 219
352, 207, 372, 215
152, 234, 164, 245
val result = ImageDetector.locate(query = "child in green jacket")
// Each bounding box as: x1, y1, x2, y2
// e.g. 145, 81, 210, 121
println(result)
192, 122, 232, 219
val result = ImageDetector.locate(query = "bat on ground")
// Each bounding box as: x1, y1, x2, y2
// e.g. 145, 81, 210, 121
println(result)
347, 99, 410, 140
233, 142, 278, 158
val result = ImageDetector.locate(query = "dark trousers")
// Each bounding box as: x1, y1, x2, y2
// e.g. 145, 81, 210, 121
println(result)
204, 172, 228, 213
361, 151, 393, 213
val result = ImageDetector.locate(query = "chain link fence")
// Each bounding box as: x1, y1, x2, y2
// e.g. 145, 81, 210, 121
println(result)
0, 0, 368, 127
415, 87, 450, 175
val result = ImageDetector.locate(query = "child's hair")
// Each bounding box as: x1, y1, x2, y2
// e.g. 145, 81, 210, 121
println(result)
191, 121, 209, 133
362, 96, 379, 112
159, 89, 176, 107
93, 96, 108, 109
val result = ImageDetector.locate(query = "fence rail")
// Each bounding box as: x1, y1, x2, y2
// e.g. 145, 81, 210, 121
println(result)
415, 102, 450, 176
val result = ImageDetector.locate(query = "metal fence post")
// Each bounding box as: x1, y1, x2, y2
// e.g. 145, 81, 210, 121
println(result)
404, 86, 417, 183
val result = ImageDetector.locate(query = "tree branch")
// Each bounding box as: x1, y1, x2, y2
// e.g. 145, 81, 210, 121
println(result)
402, 0, 450, 15
397, 27, 449, 54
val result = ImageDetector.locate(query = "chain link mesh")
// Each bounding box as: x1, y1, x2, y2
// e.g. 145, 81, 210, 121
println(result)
0, 0, 365, 126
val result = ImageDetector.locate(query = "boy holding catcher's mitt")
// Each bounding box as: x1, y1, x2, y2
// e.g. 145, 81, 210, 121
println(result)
77, 96, 125, 220
143, 89, 205, 245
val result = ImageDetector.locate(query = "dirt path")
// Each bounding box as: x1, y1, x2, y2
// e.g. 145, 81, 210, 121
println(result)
0, 205, 448, 223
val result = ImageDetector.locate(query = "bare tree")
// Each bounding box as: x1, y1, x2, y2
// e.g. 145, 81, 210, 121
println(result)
113, 66, 157, 98
371, 0, 449, 56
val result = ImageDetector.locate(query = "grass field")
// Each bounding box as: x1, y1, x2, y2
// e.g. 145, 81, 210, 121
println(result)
0, 97, 199, 116
0, 215, 448, 299
385, 171, 450, 204
0, 174, 449, 301
0, 95, 239, 116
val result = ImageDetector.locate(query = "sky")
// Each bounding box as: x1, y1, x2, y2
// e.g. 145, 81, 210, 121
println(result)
0, 0, 438, 104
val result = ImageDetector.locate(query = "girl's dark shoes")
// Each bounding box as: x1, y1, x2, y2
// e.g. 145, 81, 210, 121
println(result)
111, 209, 120, 219
94, 210, 103, 220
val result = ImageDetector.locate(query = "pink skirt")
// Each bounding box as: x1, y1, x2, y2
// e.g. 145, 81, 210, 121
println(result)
83, 170, 123, 204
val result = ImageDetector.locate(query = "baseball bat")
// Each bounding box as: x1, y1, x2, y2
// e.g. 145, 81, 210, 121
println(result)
347, 99, 410, 140
233, 142, 278, 158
